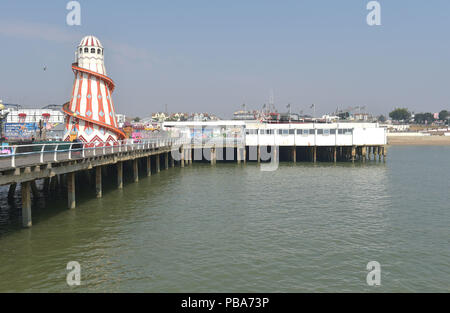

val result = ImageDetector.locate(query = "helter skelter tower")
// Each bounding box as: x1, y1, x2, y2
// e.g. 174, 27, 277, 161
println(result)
63, 35, 125, 144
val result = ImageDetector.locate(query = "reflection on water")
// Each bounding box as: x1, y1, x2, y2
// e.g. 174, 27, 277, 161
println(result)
0, 146, 448, 292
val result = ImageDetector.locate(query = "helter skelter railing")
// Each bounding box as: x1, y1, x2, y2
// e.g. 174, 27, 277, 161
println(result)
0, 137, 186, 170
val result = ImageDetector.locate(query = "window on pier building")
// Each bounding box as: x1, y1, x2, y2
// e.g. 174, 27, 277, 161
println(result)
84, 48, 89, 53
323, 129, 330, 136
309, 129, 315, 135
317, 129, 324, 135
330, 129, 336, 135
338, 129, 344, 135
91, 48, 96, 53
97, 49, 102, 54
344, 129, 353, 135
289, 129, 295, 135
80, 48, 82, 53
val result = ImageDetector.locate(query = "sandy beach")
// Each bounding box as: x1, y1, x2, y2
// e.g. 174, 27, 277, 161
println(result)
388, 135, 450, 146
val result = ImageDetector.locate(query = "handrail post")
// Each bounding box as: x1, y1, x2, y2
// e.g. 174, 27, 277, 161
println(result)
11, 146, 16, 168
69, 143, 73, 160
40, 144, 45, 163
54, 144, 58, 162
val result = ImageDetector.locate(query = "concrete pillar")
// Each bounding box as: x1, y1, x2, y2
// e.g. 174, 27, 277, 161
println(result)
383, 145, 387, 162
146, 156, 152, 176
273, 146, 278, 163
8, 183, 17, 202
133, 159, 139, 182
211, 147, 216, 165
243, 147, 247, 164
351, 146, 356, 163
313, 146, 317, 163
165, 152, 169, 170
117, 161, 123, 189
257, 146, 261, 164
292, 146, 297, 163
333, 146, 337, 163
237, 147, 241, 164
170, 152, 175, 168
180, 147, 185, 168
96, 166, 102, 198
156, 154, 161, 172
189, 148, 193, 165
21, 181, 32, 228
67, 172, 76, 209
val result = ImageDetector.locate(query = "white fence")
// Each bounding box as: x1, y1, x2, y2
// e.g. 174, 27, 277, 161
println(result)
0, 137, 185, 170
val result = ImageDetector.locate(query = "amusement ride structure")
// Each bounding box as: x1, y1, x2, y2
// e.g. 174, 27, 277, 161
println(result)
63, 36, 125, 144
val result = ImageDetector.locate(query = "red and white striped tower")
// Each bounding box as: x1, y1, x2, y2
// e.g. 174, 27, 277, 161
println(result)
63, 35, 125, 144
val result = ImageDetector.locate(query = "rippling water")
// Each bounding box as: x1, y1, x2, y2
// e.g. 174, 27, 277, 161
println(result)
0, 146, 448, 292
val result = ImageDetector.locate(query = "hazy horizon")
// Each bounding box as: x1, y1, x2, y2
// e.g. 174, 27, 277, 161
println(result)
0, 0, 449, 119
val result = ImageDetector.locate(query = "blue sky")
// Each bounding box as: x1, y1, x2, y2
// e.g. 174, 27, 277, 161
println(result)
0, 0, 449, 118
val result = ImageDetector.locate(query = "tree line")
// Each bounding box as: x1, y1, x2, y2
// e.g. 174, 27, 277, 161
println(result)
388, 108, 449, 124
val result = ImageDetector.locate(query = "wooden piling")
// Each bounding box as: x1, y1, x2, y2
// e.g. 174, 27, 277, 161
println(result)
133, 159, 139, 182
165, 152, 169, 170
117, 161, 123, 189
146, 156, 152, 176
21, 181, 32, 228
96, 166, 102, 198
67, 172, 76, 209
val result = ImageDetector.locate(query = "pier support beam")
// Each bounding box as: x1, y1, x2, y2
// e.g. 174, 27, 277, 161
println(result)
383, 146, 387, 162
155, 154, 161, 172
170, 152, 175, 168
243, 147, 247, 164
8, 183, 17, 202
211, 147, 216, 165
313, 146, 317, 163
362, 146, 367, 162
146, 156, 152, 176
117, 162, 123, 189
96, 166, 102, 198
292, 146, 297, 163
21, 181, 32, 228
67, 172, 76, 209
189, 148, 193, 165
257, 146, 261, 163
333, 146, 337, 163
237, 147, 241, 164
351, 146, 356, 163
180, 147, 185, 168
133, 159, 139, 182
165, 152, 169, 170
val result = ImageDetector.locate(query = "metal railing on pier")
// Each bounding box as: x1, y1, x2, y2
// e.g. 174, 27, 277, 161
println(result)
0, 137, 186, 170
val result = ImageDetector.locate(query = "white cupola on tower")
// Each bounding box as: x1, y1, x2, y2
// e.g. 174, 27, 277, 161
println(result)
76, 35, 106, 75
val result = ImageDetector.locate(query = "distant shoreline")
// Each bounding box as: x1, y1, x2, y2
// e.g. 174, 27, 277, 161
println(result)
388, 135, 450, 146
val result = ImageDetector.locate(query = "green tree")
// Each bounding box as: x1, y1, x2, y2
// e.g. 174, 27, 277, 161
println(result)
414, 113, 434, 124
389, 108, 411, 122
133, 117, 141, 122
377, 115, 386, 123
439, 110, 448, 121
